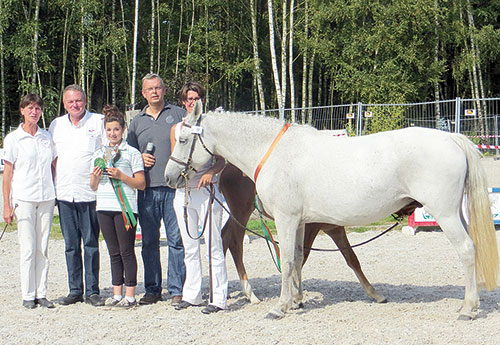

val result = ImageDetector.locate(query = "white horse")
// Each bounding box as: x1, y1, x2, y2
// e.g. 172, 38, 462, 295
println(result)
165, 102, 499, 320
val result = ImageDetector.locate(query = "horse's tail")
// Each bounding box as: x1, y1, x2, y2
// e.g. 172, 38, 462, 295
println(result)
451, 133, 499, 290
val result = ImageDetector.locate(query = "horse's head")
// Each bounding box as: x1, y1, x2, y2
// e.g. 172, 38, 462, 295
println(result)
164, 101, 214, 188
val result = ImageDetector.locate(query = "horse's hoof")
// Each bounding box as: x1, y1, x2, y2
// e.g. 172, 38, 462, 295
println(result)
265, 310, 284, 319
375, 296, 388, 304
457, 314, 474, 321
292, 302, 304, 310
249, 293, 261, 304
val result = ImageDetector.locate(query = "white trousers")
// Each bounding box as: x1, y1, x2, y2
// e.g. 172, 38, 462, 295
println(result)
15, 199, 55, 301
173, 186, 228, 309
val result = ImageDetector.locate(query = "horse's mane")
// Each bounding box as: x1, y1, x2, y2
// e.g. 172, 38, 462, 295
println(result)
204, 110, 317, 132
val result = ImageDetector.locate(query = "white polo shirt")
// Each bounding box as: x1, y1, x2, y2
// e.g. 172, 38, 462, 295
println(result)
91, 141, 144, 213
49, 111, 107, 202
3, 125, 56, 202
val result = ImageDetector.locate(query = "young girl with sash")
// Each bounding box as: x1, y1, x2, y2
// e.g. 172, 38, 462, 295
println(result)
90, 105, 145, 308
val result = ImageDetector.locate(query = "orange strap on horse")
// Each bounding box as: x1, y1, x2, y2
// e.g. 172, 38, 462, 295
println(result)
254, 122, 291, 182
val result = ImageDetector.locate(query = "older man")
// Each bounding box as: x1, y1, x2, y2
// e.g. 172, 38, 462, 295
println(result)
127, 74, 186, 305
49, 84, 106, 306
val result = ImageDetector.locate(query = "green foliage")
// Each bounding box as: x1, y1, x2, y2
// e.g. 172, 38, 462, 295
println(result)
0, 0, 499, 131
363, 105, 406, 134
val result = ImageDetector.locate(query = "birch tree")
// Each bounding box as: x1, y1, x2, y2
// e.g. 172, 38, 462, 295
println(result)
465, 0, 486, 135
0, 0, 7, 137
32, 0, 41, 97
267, 0, 283, 119
149, 0, 155, 72
280, 0, 287, 113
301, 0, 309, 123
130, 0, 139, 108
288, 0, 295, 121
250, 0, 266, 112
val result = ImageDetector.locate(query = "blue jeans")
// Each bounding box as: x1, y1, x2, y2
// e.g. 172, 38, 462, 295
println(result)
57, 200, 100, 297
138, 186, 185, 296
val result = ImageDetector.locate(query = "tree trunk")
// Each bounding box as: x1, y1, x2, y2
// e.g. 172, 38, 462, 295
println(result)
156, 0, 161, 74
307, 50, 315, 124
301, 0, 308, 124
288, 0, 295, 122
204, 4, 209, 109
464, 0, 485, 136
111, 0, 116, 104
185, 0, 195, 74
119, 0, 131, 104
250, 0, 266, 112
280, 0, 287, 112
267, 0, 283, 118
175, 0, 184, 78
0, 0, 5, 137
131, 0, 139, 108
150, 0, 155, 73
80, 8, 86, 92
433, 0, 441, 128
32, 0, 40, 95
58, 6, 71, 116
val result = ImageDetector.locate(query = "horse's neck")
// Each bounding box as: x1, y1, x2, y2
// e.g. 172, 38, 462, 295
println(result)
204, 113, 284, 179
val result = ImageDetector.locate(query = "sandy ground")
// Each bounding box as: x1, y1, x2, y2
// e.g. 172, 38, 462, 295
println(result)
1, 229, 499, 345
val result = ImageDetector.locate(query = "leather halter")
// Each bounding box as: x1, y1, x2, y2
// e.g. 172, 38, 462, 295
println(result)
168, 119, 214, 178
253, 122, 290, 182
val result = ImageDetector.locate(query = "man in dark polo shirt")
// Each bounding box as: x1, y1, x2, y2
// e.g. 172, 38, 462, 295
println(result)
127, 73, 186, 305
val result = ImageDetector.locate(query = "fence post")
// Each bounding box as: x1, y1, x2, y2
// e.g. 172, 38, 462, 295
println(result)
495, 116, 499, 159
356, 102, 363, 136
455, 97, 461, 133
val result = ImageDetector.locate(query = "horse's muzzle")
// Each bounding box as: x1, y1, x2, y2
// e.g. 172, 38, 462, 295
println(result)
165, 174, 186, 189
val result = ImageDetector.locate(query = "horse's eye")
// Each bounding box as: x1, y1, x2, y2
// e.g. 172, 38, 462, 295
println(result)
179, 138, 187, 144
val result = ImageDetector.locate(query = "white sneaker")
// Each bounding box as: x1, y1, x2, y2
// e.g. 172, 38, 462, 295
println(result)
105, 297, 120, 306
115, 298, 136, 309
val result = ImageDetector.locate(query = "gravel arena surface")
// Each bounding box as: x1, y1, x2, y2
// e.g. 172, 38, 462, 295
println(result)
1, 230, 500, 345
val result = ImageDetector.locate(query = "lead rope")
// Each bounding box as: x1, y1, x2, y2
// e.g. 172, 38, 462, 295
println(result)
210, 191, 399, 253
255, 195, 281, 272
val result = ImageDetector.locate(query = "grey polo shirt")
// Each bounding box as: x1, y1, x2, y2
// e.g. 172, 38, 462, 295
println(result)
127, 103, 185, 188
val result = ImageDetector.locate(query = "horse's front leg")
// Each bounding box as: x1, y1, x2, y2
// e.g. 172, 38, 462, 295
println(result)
291, 223, 305, 309
266, 216, 301, 319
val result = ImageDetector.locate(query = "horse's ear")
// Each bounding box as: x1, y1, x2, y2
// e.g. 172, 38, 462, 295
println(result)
185, 100, 203, 123
193, 100, 203, 118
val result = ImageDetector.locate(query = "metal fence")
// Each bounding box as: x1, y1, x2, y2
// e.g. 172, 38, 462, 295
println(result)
248, 97, 500, 151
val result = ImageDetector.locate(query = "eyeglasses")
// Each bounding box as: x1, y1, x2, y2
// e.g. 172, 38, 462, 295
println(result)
144, 87, 163, 93
186, 97, 201, 102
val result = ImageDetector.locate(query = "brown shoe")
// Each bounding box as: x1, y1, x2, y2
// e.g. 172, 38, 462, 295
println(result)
170, 295, 182, 306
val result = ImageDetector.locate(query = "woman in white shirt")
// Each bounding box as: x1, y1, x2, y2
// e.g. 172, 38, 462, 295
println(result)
2, 94, 57, 309
172, 82, 228, 314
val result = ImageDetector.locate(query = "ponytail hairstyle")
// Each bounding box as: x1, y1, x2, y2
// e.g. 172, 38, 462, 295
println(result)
102, 104, 126, 128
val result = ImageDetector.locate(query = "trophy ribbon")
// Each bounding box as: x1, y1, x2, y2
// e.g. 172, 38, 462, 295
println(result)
103, 145, 136, 230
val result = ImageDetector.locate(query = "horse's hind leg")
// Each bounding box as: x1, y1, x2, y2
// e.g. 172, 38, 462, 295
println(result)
434, 214, 478, 320
222, 219, 260, 303
322, 225, 387, 303
220, 165, 260, 303
303, 223, 321, 266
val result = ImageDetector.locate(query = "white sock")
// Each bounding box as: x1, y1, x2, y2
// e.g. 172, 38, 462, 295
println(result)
125, 296, 136, 303
113, 295, 123, 301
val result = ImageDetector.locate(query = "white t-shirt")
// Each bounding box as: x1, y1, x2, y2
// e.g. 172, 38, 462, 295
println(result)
49, 111, 107, 202
91, 141, 144, 213
3, 125, 56, 202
